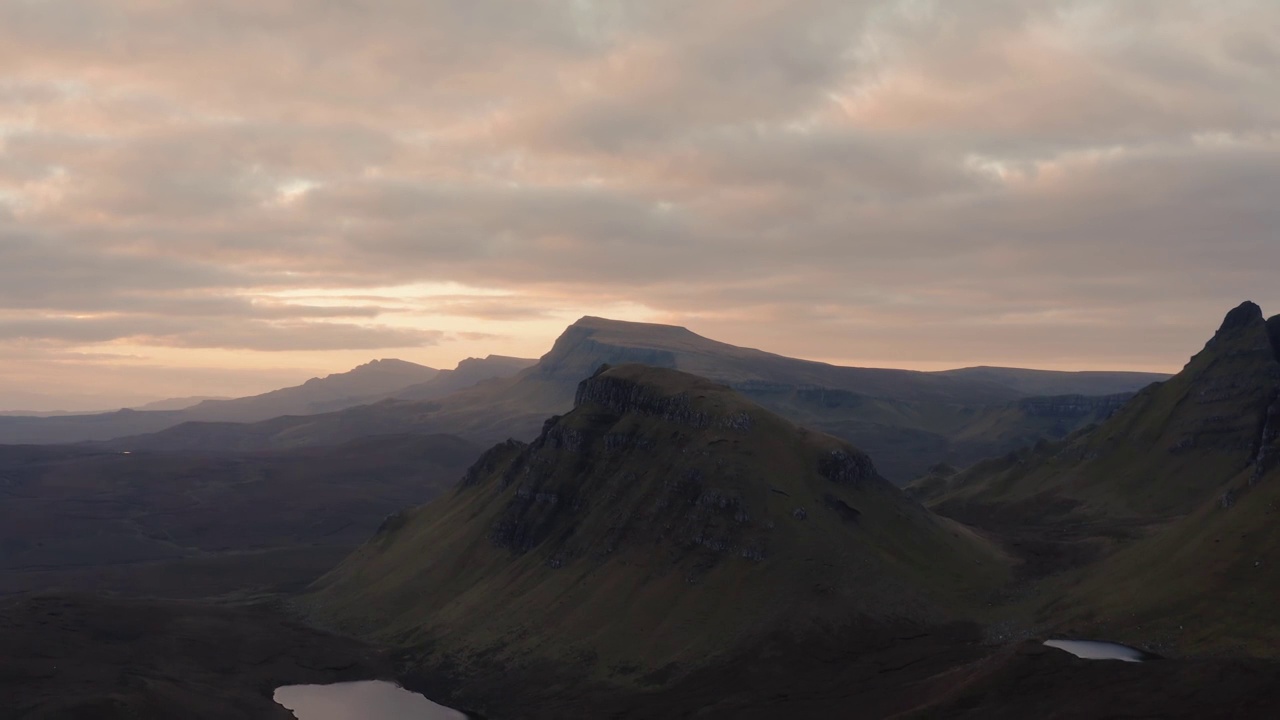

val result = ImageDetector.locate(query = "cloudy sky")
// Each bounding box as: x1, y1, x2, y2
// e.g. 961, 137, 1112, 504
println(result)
1, 0, 1277, 409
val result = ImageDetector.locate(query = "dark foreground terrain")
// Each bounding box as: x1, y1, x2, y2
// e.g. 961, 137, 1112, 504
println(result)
0, 594, 393, 720
0, 434, 480, 597
5, 595, 1279, 720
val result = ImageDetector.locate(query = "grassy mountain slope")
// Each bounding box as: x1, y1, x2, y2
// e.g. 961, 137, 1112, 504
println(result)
1039, 460, 1280, 656
307, 365, 1008, 714
916, 301, 1280, 525
908, 301, 1280, 657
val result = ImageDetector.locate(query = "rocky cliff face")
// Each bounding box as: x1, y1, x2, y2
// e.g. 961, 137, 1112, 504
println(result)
479, 366, 880, 569
1162, 302, 1280, 458
1016, 393, 1132, 418
1268, 315, 1280, 365
572, 366, 754, 431
916, 301, 1280, 523
1250, 392, 1280, 486
534, 324, 680, 383
310, 364, 1008, 701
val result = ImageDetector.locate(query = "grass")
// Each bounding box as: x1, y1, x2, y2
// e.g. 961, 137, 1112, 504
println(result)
908, 306, 1280, 658
307, 364, 1011, 687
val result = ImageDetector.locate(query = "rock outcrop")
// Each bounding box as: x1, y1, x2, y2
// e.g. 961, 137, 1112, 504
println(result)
309, 364, 1008, 711
1016, 393, 1132, 418
1268, 315, 1280, 364
916, 301, 1280, 523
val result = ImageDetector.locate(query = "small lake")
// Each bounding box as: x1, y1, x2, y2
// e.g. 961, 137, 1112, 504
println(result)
1043, 639, 1150, 662
274, 680, 467, 720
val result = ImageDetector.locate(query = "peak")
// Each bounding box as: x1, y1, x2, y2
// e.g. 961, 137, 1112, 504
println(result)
571, 364, 759, 431
352, 358, 431, 372
457, 354, 531, 366
1217, 301, 1264, 334
569, 315, 692, 334
576, 364, 733, 405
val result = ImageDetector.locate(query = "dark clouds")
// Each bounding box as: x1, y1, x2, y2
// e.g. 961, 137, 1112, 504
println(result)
1, 0, 1278, 407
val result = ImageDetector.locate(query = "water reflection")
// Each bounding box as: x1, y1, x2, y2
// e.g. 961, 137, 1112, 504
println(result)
274, 680, 466, 720
1044, 639, 1148, 662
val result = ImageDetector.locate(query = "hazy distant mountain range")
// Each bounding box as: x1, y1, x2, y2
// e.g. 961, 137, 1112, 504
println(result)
0, 355, 532, 445
87, 316, 1166, 482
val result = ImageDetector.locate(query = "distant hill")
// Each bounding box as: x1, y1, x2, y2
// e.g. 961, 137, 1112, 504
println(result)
130, 396, 230, 412
109, 317, 1168, 482
180, 358, 439, 421
910, 300, 1280, 656
913, 301, 1280, 524
936, 366, 1167, 397
306, 364, 1008, 716
390, 355, 536, 402
0, 358, 441, 444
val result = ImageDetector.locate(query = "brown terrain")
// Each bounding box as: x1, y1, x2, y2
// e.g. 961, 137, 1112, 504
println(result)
2, 309, 1277, 719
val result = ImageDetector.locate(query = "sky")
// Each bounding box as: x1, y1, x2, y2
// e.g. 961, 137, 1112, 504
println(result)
1, 0, 1278, 410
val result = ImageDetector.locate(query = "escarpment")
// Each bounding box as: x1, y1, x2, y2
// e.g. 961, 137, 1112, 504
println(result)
916, 301, 1280, 523
461, 366, 888, 569
1016, 393, 1132, 418
309, 364, 1007, 701
1268, 315, 1280, 364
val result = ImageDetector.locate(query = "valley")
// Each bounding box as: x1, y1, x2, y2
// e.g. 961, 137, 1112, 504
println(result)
2, 305, 1278, 719
8, 2, 1276, 716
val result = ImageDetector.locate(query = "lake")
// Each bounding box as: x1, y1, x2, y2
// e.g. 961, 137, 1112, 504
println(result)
274, 680, 467, 719
1043, 639, 1150, 662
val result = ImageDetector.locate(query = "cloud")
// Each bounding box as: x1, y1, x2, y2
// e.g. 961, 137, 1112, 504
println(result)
1, 0, 1278, 403
0, 314, 442, 351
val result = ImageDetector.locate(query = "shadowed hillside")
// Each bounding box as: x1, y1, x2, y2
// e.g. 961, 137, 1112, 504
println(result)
390, 355, 536, 402
914, 301, 1280, 525
0, 434, 481, 598
910, 301, 1280, 656
0, 359, 441, 444
306, 364, 1009, 717
0, 594, 393, 719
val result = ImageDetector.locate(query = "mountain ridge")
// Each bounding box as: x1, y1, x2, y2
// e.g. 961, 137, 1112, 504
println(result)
96, 316, 1170, 482
915, 300, 1280, 523
909, 300, 1280, 656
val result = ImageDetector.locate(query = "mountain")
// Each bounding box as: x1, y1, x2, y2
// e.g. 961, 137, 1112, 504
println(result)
0, 359, 439, 444
180, 358, 439, 421
914, 301, 1280, 525
130, 396, 230, 412
910, 301, 1280, 656
108, 317, 1168, 482
390, 355, 536, 402
306, 364, 1008, 717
